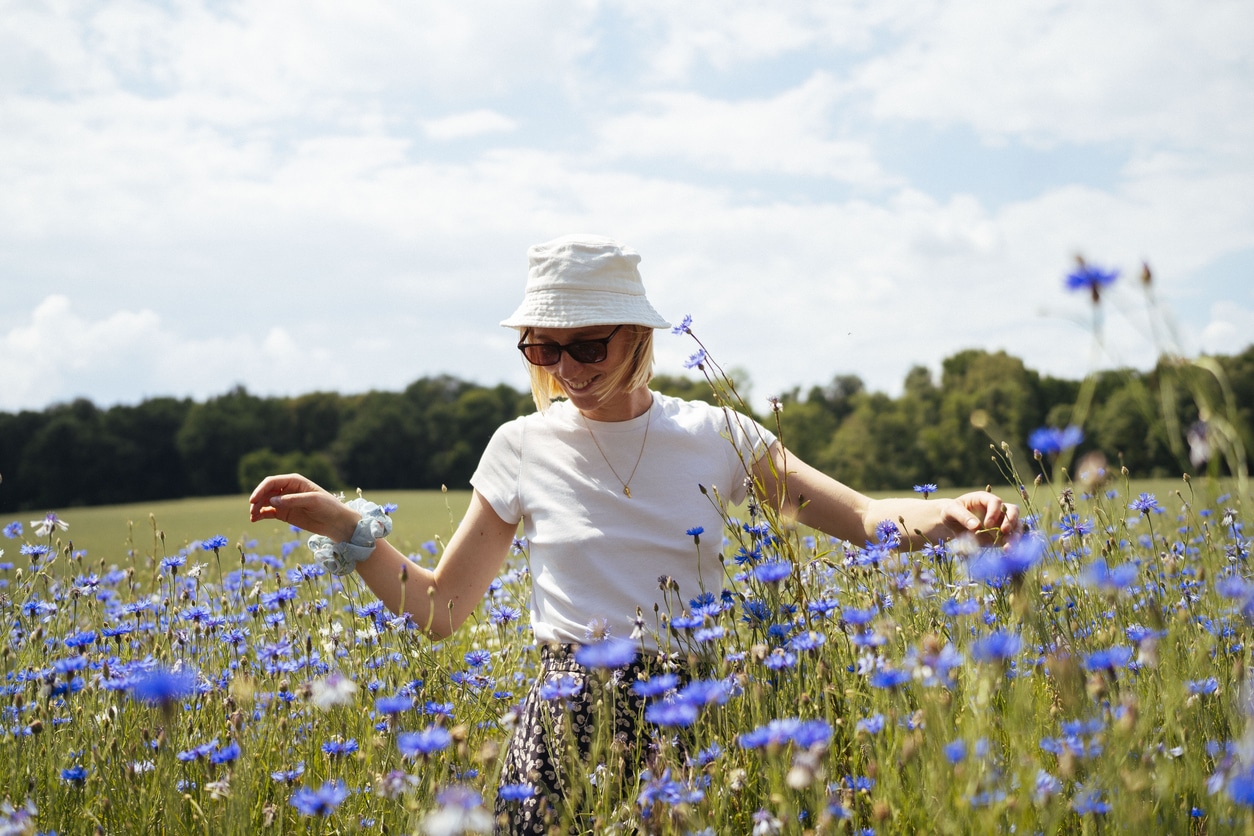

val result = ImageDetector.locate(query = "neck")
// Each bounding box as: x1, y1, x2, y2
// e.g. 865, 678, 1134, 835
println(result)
578, 387, 654, 422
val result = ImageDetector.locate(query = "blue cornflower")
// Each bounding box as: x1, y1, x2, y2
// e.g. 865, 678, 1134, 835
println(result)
159, 553, 187, 572
1227, 767, 1254, 806
1059, 514, 1095, 539
210, 740, 241, 764
841, 606, 877, 626
425, 700, 455, 717
397, 726, 452, 758
788, 631, 826, 652
752, 560, 792, 584
670, 613, 704, 630
914, 483, 938, 497
290, 780, 349, 817
498, 783, 535, 801
677, 678, 730, 707
633, 673, 679, 697
129, 666, 200, 708
868, 669, 911, 689
201, 535, 229, 551
1070, 784, 1112, 815
575, 638, 638, 670
1028, 425, 1084, 455
944, 740, 967, 764
20, 544, 48, 559
375, 695, 413, 715
941, 597, 981, 618
692, 742, 724, 767
1129, 493, 1163, 514
61, 765, 88, 784
64, 630, 97, 648
464, 649, 492, 668
321, 739, 359, 757
271, 762, 306, 784
1082, 645, 1132, 672
683, 348, 707, 370
538, 674, 582, 701
1065, 262, 1119, 301
1034, 770, 1062, 802
645, 700, 699, 727
738, 718, 800, 749
694, 626, 725, 643
686, 525, 704, 542
740, 599, 772, 625
1188, 677, 1219, 695
855, 714, 885, 735
874, 519, 901, 547
178, 739, 219, 762
637, 768, 704, 808
489, 604, 521, 625
1082, 559, 1138, 592
671, 314, 693, 335
967, 535, 1045, 586
971, 630, 1022, 663
2, 522, 21, 538
763, 649, 797, 670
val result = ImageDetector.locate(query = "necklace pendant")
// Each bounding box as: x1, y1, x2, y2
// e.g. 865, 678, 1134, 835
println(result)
623, 486, 632, 498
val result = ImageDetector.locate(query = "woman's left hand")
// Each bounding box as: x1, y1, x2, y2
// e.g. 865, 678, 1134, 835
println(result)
941, 491, 1021, 544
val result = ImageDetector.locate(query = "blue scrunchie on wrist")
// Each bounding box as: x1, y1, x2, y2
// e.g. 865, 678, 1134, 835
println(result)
308, 497, 393, 576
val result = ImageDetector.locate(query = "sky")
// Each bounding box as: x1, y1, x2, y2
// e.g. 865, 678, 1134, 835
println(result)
2, 0, 1253, 414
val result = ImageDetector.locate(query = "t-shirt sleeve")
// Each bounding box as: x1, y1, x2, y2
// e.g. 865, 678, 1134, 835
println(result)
469, 418, 525, 525
721, 407, 778, 505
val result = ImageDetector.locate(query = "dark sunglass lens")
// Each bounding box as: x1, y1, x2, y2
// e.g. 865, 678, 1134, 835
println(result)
566, 342, 606, 364
523, 345, 561, 365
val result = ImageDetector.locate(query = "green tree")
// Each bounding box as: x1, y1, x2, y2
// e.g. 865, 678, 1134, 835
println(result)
238, 448, 341, 493
176, 386, 287, 496
332, 391, 426, 489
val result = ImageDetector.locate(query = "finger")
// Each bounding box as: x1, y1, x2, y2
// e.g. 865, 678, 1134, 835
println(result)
1000, 503, 1022, 534
949, 500, 982, 533
247, 473, 316, 504
249, 490, 318, 523
981, 496, 1005, 530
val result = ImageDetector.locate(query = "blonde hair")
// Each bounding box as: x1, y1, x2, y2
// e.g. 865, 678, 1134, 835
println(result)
519, 325, 655, 412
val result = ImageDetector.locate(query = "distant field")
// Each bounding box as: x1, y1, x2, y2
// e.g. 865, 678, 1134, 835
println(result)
16, 490, 475, 565
12, 473, 1226, 568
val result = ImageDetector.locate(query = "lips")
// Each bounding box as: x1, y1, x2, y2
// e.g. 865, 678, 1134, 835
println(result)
561, 374, 600, 393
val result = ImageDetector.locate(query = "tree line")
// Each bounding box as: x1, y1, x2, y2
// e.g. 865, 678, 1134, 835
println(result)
2, 345, 1251, 512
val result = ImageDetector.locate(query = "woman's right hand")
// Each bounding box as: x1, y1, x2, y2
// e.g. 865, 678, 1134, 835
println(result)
248, 473, 359, 542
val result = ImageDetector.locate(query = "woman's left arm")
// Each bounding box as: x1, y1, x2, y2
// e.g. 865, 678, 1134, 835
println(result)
752, 442, 1020, 546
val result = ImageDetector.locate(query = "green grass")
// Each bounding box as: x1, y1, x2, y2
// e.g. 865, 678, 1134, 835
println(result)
5, 473, 1246, 833
39, 490, 475, 566
41, 476, 1196, 569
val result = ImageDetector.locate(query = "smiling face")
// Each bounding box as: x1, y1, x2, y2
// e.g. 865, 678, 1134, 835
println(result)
520, 324, 655, 421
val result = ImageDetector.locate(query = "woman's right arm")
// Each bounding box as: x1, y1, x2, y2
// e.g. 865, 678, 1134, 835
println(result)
354, 490, 517, 638
249, 475, 517, 639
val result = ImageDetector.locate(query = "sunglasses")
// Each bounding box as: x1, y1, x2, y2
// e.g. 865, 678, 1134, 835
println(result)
517, 325, 624, 366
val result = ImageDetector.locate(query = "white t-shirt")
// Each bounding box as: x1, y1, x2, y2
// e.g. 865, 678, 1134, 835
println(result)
470, 392, 778, 651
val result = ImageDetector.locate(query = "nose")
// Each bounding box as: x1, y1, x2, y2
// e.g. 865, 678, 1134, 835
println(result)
555, 351, 586, 379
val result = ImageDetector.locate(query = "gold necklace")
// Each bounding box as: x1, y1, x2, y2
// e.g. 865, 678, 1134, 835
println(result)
582, 404, 652, 498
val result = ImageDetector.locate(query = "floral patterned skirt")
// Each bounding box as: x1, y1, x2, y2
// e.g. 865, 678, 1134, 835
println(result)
494, 644, 663, 835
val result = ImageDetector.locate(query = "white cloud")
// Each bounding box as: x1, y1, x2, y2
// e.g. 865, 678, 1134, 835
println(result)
850, 0, 1254, 150
423, 110, 517, 141
0, 0, 1250, 418
1199, 303, 1254, 358
595, 73, 891, 185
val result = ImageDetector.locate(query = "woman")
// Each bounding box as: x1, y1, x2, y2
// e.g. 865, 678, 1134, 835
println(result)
249, 234, 1019, 833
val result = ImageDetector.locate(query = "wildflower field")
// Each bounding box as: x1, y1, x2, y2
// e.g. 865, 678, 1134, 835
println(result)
2, 462, 1251, 833
3, 260, 1253, 834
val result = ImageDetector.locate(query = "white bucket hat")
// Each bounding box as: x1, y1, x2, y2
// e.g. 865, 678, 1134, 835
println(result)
500, 234, 671, 330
